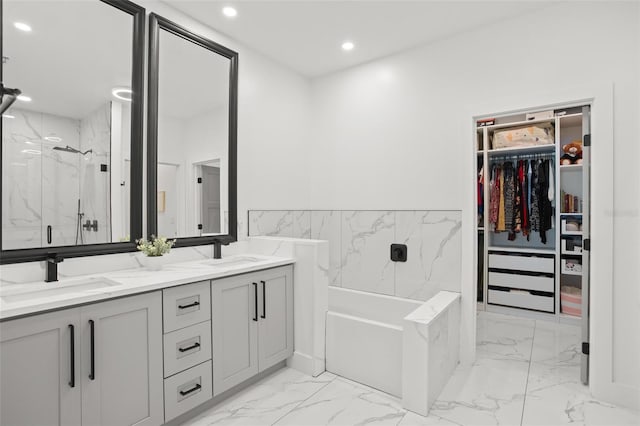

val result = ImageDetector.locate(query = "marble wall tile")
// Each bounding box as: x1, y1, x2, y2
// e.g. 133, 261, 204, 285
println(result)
310, 210, 341, 286
395, 211, 462, 301
340, 210, 395, 296
248, 210, 293, 237
292, 210, 311, 239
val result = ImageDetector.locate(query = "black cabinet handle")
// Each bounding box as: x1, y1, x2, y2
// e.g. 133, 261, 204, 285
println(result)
178, 342, 201, 353
47, 225, 52, 244
261, 281, 266, 319
179, 383, 201, 396
89, 320, 95, 380
253, 282, 258, 322
68, 324, 75, 388
178, 301, 200, 309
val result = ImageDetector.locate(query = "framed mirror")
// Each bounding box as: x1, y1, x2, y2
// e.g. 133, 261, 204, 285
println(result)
147, 14, 237, 247
0, 0, 145, 263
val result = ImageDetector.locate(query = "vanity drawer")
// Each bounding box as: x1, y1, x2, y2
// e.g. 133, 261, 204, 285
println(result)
488, 271, 554, 293
163, 321, 212, 377
164, 360, 213, 422
488, 289, 554, 313
163, 281, 211, 332
488, 253, 554, 274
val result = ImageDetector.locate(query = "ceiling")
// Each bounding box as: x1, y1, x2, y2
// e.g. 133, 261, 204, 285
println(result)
163, 0, 558, 78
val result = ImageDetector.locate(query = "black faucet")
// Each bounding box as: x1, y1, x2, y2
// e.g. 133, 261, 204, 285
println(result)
45, 254, 64, 282
213, 242, 222, 259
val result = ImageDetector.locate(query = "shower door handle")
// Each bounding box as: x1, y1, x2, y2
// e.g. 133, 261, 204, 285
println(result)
47, 225, 52, 244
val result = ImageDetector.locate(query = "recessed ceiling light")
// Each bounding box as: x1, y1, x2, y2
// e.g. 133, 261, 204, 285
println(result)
112, 87, 132, 102
2, 114, 15, 119
222, 6, 237, 18
341, 41, 355, 51
44, 136, 62, 143
14, 22, 32, 32
17, 94, 31, 102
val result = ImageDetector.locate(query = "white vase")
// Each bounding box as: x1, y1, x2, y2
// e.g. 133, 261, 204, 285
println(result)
142, 255, 164, 271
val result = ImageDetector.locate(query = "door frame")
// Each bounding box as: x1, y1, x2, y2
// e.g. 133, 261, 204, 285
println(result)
462, 83, 631, 407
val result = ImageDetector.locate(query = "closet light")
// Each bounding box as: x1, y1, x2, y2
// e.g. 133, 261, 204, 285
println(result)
17, 95, 31, 102
341, 41, 355, 51
222, 7, 237, 18
14, 22, 32, 32
112, 87, 132, 102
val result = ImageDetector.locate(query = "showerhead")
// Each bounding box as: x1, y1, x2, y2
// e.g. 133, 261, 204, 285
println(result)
53, 145, 93, 155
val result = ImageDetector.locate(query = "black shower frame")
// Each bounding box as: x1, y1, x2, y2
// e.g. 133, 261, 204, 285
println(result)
0, 0, 146, 264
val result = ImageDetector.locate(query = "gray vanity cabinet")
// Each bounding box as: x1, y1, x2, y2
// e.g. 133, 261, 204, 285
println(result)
0, 309, 81, 426
80, 292, 164, 426
0, 292, 164, 426
212, 266, 293, 396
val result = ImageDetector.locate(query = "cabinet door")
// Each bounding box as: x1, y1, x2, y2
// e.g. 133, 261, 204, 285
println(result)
0, 308, 81, 426
258, 266, 294, 371
212, 275, 259, 396
81, 292, 163, 426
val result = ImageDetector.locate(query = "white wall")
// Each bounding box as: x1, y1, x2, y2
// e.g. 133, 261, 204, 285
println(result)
141, 0, 313, 239
309, 1, 639, 409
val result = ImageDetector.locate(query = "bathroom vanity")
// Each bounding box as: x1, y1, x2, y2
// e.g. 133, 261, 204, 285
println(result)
0, 255, 294, 426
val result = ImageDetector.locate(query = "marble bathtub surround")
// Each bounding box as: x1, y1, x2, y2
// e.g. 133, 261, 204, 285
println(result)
402, 291, 461, 417
248, 210, 462, 302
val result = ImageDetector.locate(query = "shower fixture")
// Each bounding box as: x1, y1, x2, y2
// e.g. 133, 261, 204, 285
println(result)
52, 145, 93, 155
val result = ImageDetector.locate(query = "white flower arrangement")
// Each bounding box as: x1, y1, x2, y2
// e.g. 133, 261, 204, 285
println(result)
136, 235, 176, 257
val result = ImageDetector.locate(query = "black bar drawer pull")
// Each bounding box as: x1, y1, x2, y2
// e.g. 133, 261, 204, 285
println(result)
89, 320, 95, 380
47, 225, 52, 244
253, 282, 258, 321
178, 301, 200, 309
179, 383, 201, 396
68, 324, 75, 388
261, 280, 266, 319
178, 342, 201, 353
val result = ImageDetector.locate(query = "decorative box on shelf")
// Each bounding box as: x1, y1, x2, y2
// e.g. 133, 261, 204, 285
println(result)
561, 238, 582, 254
561, 257, 582, 275
561, 218, 582, 234
560, 285, 582, 317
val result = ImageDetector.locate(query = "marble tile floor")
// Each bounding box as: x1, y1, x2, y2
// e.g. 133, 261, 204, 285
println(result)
183, 312, 639, 426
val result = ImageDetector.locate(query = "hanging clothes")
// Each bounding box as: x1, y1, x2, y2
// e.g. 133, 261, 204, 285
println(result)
519, 160, 529, 238
538, 159, 553, 243
530, 160, 541, 233
503, 162, 516, 237
489, 165, 500, 230
478, 165, 484, 224
497, 166, 506, 231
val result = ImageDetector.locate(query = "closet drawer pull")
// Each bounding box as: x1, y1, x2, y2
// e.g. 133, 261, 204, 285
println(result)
179, 383, 201, 396
178, 342, 201, 353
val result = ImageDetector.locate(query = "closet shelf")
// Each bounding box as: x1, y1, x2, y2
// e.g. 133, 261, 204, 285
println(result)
483, 116, 555, 131
560, 164, 583, 170
562, 231, 583, 236
561, 213, 582, 216
487, 144, 555, 156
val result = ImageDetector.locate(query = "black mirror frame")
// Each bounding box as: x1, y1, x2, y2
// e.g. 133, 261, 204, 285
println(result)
0, 0, 146, 264
147, 13, 238, 248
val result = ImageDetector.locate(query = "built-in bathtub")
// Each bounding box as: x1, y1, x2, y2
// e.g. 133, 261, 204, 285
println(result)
326, 286, 424, 397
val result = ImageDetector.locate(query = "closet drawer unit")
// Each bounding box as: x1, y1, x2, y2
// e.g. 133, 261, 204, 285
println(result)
164, 360, 213, 422
163, 321, 212, 377
163, 281, 211, 332
488, 271, 554, 293
488, 289, 554, 313
488, 253, 554, 274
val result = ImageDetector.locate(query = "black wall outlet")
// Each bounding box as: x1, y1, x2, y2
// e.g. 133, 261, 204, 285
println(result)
390, 243, 407, 262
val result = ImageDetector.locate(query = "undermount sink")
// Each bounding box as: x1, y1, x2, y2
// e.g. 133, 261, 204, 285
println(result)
0, 277, 121, 304
199, 256, 262, 267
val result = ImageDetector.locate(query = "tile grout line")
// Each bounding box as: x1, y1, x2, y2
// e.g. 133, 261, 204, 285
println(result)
520, 319, 537, 426
269, 373, 338, 426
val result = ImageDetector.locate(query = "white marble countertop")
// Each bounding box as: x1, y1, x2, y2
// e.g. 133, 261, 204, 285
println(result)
0, 254, 295, 321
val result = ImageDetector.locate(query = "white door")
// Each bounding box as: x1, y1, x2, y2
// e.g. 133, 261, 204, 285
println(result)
0, 308, 81, 426
212, 275, 259, 396
258, 267, 294, 371
81, 292, 163, 426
